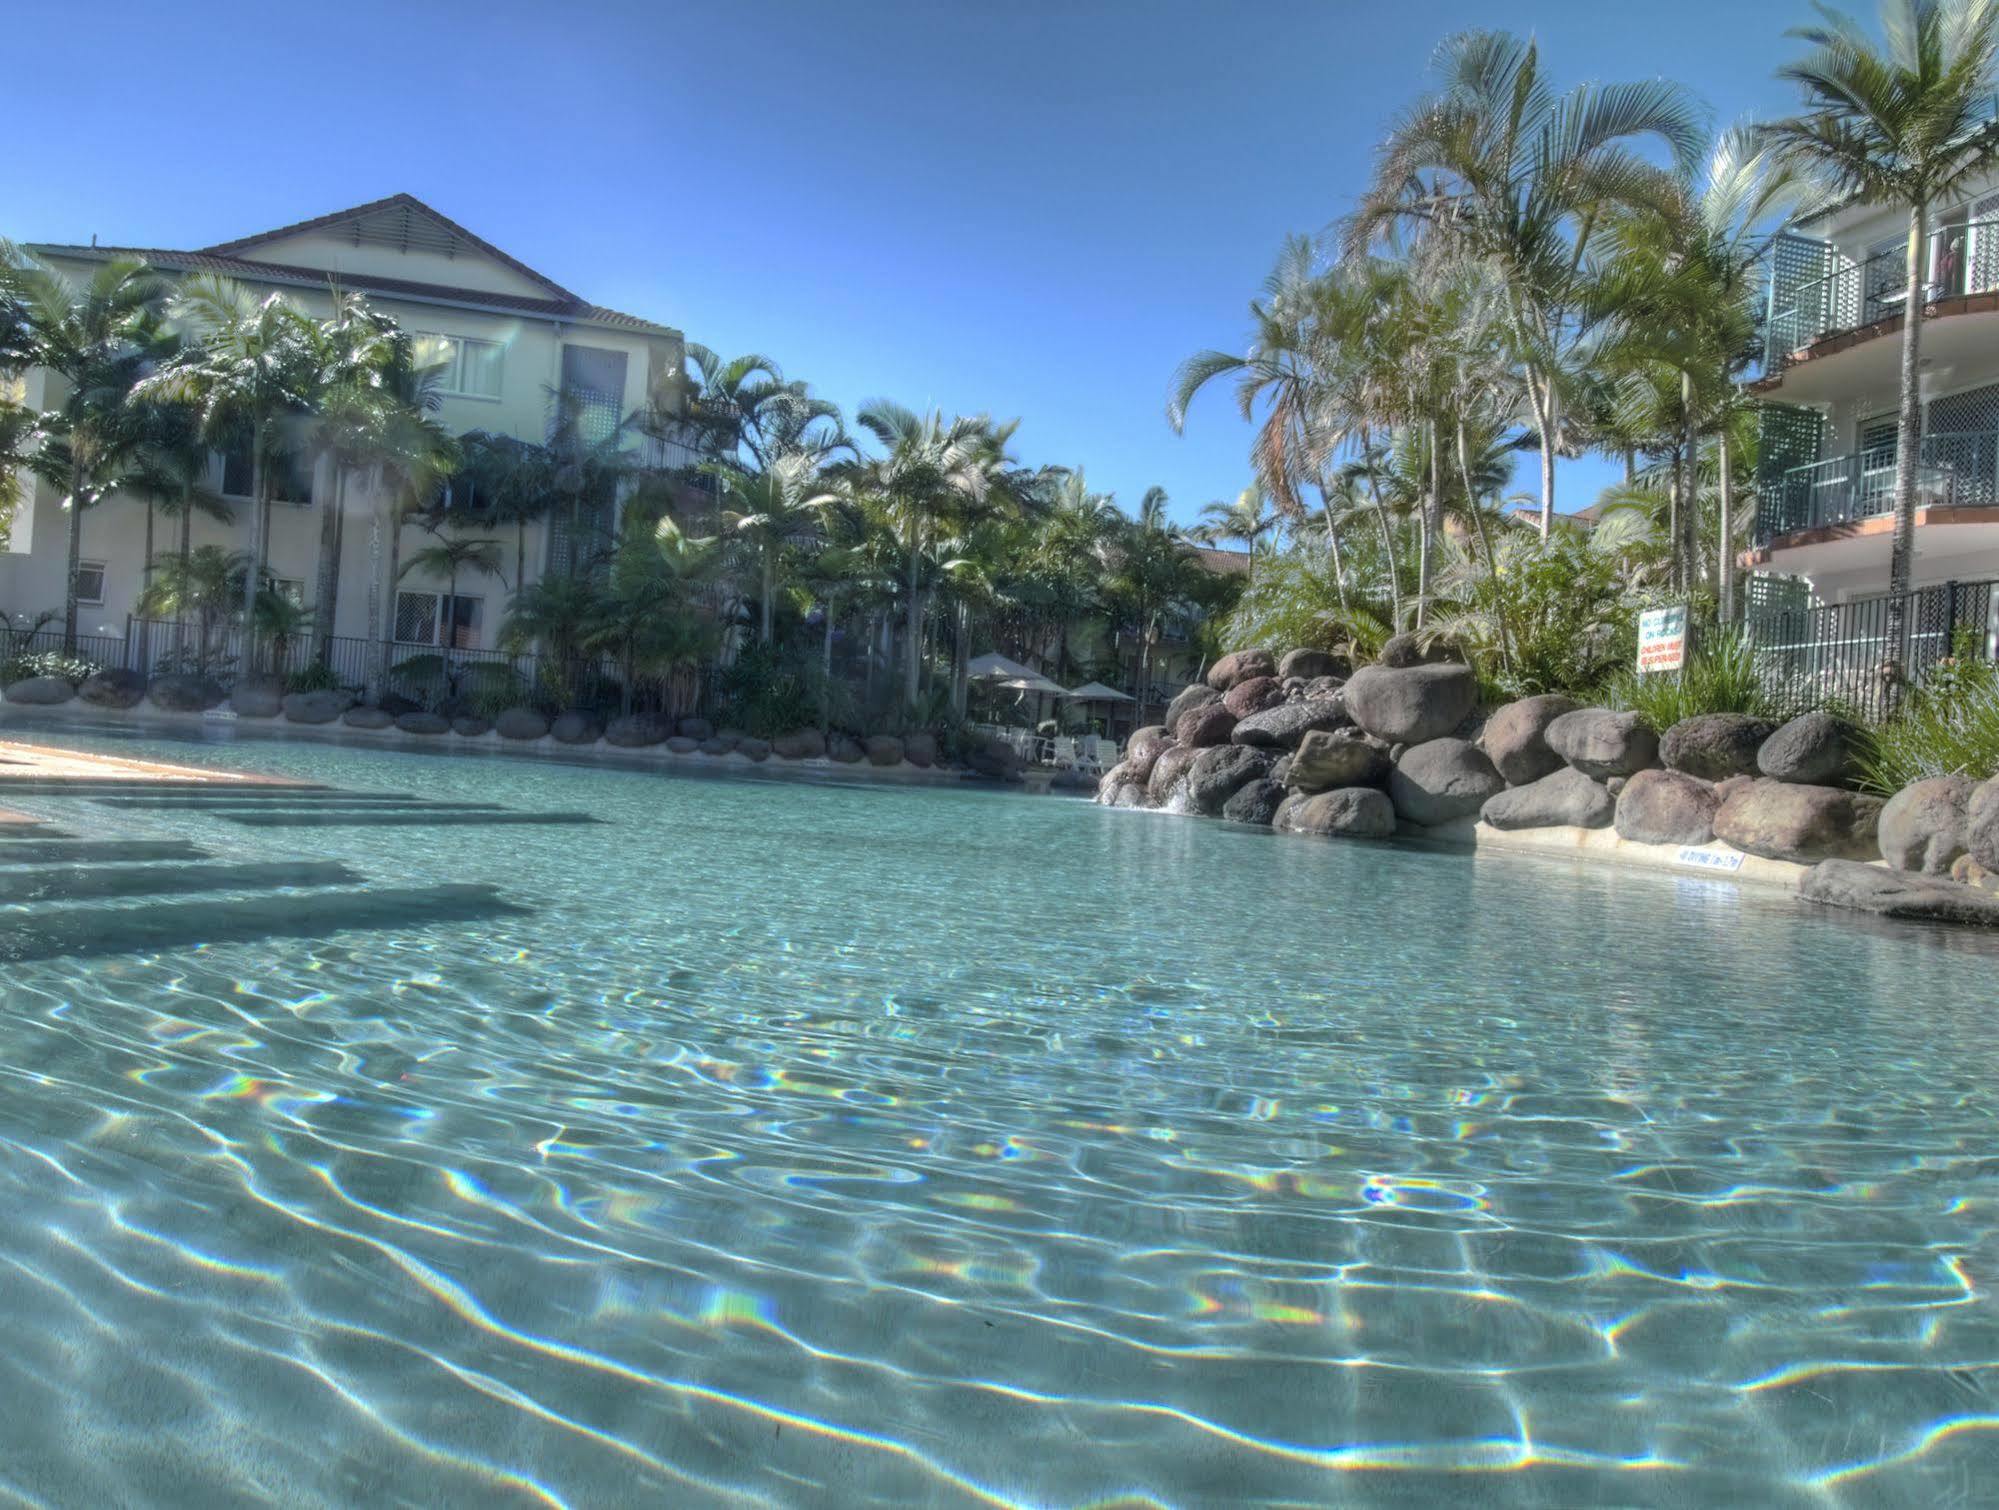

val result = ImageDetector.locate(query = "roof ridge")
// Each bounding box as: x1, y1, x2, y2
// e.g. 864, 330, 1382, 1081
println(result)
197, 192, 582, 303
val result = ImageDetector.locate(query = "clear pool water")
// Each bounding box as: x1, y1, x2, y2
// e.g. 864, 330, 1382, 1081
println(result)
2, 722, 1998, 1506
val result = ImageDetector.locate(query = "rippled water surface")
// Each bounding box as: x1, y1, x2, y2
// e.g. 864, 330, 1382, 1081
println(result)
3, 721, 1999, 1506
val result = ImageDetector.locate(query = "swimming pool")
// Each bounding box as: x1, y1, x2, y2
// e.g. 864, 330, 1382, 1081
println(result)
2, 721, 1996, 1505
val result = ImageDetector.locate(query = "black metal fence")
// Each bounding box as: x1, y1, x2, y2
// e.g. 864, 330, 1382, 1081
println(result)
1748, 578, 1996, 721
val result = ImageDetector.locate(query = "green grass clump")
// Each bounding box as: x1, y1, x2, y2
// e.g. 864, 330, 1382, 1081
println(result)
1856, 640, 1999, 795
1601, 629, 1774, 729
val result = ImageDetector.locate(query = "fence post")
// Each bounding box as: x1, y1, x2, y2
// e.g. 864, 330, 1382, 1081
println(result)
1945, 579, 1960, 650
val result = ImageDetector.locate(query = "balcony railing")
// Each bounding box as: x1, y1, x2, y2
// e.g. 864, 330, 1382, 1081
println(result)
1758, 429, 1999, 540
1765, 218, 1999, 372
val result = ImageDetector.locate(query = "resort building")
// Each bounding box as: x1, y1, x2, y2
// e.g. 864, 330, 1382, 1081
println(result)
2, 194, 688, 663
1750, 174, 1999, 618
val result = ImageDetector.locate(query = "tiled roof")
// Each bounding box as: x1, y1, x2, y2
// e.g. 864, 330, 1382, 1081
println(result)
28, 193, 679, 340
201, 192, 581, 302
1191, 546, 1252, 577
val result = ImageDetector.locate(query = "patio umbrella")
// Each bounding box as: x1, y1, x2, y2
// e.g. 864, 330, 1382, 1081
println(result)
1060, 680, 1134, 703
996, 673, 1067, 696
967, 652, 1040, 681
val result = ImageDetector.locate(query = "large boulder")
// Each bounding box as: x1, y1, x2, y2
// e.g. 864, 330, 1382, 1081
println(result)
1757, 710, 1855, 785
1878, 776, 1980, 875
665, 735, 700, 754
1185, 745, 1275, 816
1480, 767, 1614, 831
1125, 726, 1174, 781
1801, 860, 1999, 927
494, 707, 549, 741
865, 735, 904, 767
1614, 769, 1720, 847
677, 716, 714, 742
1164, 684, 1220, 732
1712, 779, 1884, 863
394, 710, 448, 735
1546, 708, 1659, 779
1967, 776, 1999, 872
1388, 738, 1505, 826
1222, 675, 1286, 720
228, 675, 285, 719
1146, 744, 1202, 805
1377, 632, 1435, 669
147, 673, 225, 712
77, 668, 147, 709
342, 706, 394, 730
1095, 761, 1133, 803
739, 737, 771, 762
1221, 777, 1286, 826
700, 735, 739, 756
1273, 786, 1396, 840
1660, 714, 1777, 781
549, 711, 602, 745
452, 715, 492, 738
1304, 675, 1345, 701
1176, 702, 1238, 749
1954, 853, 1999, 892
1480, 695, 1579, 786
828, 734, 865, 764
1206, 648, 1277, 691
281, 689, 346, 725
902, 732, 937, 768
1287, 728, 1391, 792
1278, 647, 1346, 681
1230, 698, 1351, 751
772, 727, 826, 760
4, 675, 76, 706
605, 713, 672, 748
377, 692, 423, 717
1342, 663, 1478, 745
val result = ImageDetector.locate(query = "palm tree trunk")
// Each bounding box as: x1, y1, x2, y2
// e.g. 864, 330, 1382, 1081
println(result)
174, 485, 193, 664
1717, 425, 1736, 625
1457, 418, 1513, 676
1885, 200, 1927, 701
62, 459, 84, 653
1680, 372, 1699, 595
903, 532, 922, 710
1315, 483, 1350, 613
515, 516, 526, 597
379, 491, 406, 688
1358, 428, 1403, 626
311, 463, 340, 661
822, 592, 837, 734
762, 554, 775, 643
244, 421, 268, 667
140, 495, 156, 669
365, 475, 384, 700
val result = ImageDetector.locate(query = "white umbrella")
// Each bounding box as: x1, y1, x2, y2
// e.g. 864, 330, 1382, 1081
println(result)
1061, 680, 1134, 703
967, 652, 1040, 681
996, 673, 1067, 696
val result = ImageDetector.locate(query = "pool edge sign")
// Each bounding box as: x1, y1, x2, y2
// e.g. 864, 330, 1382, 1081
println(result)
1638, 605, 1688, 674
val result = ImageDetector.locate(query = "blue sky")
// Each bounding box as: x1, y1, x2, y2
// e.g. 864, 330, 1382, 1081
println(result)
3, 0, 1826, 526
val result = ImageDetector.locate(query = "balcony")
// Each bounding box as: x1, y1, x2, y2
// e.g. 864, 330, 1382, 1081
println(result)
1759, 220, 1999, 393
1759, 429, 1999, 541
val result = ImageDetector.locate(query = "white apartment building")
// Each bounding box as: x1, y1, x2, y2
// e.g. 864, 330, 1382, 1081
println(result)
2, 194, 687, 660
1750, 176, 1999, 610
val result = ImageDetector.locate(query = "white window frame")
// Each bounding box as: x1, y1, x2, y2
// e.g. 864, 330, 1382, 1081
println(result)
393, 589, 484, 649
417, 332, 504, 402
74, 559, 106, 606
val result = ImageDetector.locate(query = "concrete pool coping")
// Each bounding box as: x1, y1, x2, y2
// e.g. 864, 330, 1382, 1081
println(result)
1395, 814, 1815, 890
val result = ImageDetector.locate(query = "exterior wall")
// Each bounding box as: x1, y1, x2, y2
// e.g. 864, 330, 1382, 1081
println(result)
3, 237, 687, 656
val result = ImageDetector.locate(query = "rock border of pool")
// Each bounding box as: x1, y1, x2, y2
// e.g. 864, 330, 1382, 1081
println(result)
1097, 640, 1999, 933
0, 699, 978, 788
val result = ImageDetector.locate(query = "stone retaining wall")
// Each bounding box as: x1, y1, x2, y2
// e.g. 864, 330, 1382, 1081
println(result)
1096, 637, 1999, 931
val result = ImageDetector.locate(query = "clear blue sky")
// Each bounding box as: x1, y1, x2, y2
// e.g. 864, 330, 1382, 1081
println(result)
1, 0, 1825, 525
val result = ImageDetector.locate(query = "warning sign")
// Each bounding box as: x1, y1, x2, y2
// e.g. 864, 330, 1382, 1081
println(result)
1638, 606, 1688, 674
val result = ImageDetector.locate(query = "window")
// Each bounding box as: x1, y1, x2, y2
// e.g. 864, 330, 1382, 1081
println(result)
394, 591, 483, 648
73, 560, 105, 605
418, 332, 504, 399
220, 442, 312, 503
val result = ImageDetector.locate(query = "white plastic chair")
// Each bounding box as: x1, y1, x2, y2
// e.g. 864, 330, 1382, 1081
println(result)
1094, 737, 1120, 769
1049, 737, 1079, 770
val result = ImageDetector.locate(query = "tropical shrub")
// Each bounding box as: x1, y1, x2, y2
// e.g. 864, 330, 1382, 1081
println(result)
285, 661, 343, 694
1, 649, 100, 685
1856, 631, 1999, 795
1220, 544, 1392, 664
714, 642, 817, 737
1601, 628, 1775, 728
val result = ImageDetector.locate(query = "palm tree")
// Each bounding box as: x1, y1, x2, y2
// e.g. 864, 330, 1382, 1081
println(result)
580, 515, 721, 714
1106, 489, 1204, 726
710, 451, 840, 643
14, 254, 168, 649
136, 544, 243, 674
848, 402, 1017, 709
1348, 30, 1704, 534
141, 276, 320, 641
399, 529, 503, 649
125, 398, 231, 666
361, 331, 458, 689
501, 571, 599, 706
298, 294, 397, 661
1193, 487, 1280, 577
1765, 0, 1999, 665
